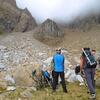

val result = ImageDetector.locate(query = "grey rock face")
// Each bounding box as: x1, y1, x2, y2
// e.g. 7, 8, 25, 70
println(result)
34, 19, 64, 38
0, 0, 37, 33
68, 15, 100, 31
2, 0, 16, 7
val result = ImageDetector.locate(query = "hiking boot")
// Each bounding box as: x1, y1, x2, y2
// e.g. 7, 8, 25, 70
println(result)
63, 89, 68, 93
89, 93, 96, 99
52, 89, 56, 94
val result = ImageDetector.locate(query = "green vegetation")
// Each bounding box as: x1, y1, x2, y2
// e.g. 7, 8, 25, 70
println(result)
31, 82, 100, 100
7, 88, 25, 100
32, 83, 88, 100
1, 83, 100, 100
0, 87, 6, 94
0, 70, 100, 100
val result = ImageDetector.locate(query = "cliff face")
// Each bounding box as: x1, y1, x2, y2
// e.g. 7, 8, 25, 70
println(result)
0, 0, 16, 6
67, 14, 100, 31
0, 0, 37, 33
34, 19, 64, 39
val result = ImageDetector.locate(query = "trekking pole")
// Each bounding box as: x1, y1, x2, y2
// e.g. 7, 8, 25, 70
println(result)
44, 76, 52, 88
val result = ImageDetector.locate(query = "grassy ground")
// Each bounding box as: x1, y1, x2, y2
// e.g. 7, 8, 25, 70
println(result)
0, 70, 100, 100
1, 82, 99, 100
32, 83, 100, 100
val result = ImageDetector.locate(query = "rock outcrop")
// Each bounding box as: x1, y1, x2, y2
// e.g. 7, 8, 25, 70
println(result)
68, 14, 100, 31
0, 0, 37, 33
34, 19, 64, 39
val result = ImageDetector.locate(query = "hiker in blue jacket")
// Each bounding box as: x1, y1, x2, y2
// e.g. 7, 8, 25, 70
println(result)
52, 48, 67, 93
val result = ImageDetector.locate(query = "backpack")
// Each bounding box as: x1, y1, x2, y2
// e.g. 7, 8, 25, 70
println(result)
82, 48, 97, 68
42, 71, 50, 79
75, 65, 80, 74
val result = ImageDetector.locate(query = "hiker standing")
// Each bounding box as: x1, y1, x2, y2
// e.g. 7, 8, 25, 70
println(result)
52, 48, 67, 93
80, 48, 97, 99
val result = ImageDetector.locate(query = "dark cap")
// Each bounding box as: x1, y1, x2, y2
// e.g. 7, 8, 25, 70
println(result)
83, 48, 90, 51
56, 48, 61, 51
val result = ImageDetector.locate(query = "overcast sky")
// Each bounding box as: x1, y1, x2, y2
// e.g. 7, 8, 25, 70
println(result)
16, 0, 100, 24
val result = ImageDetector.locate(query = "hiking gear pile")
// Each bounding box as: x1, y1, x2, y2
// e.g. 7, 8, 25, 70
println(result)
31, 69, 53, 89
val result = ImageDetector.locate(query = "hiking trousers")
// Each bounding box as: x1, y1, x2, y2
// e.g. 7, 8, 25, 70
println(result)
52, 71, 67, 92
84, 68, 95, 94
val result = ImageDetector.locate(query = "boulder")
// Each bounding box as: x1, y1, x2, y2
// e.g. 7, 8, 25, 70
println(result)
13, 68, 33, 87
6, 86, 16, 91
0, 81, 7, 89
4, 74, 15, 86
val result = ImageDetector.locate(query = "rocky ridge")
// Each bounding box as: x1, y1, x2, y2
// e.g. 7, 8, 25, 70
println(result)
0, 0, 37, 33
67, 14, 100, 31
34, 19, 64, 39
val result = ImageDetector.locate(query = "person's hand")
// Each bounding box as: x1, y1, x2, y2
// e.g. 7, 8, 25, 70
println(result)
81, 70, 84, 75
81, 70, 85, 78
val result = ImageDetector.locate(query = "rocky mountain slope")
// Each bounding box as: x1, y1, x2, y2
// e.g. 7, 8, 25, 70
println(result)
34, 19, 64, 39
67, 14, 100, 31
0, 31, 51, 86
0, 0, 37, 33
0, 27, 100, 100
0, 28, 75, 89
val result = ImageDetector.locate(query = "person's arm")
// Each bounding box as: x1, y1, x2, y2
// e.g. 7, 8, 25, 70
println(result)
62, 55, 65, 67
80, 56, 84, 71
51, 57, 54, 70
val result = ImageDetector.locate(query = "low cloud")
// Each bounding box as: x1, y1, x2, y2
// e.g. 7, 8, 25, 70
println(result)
16, 0, 100, 24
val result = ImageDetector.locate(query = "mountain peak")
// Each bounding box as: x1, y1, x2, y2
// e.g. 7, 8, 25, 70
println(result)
43, 18, 54, 23
34, 19, 64, 39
